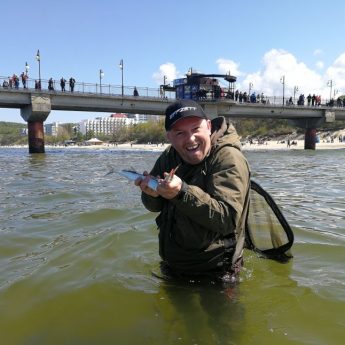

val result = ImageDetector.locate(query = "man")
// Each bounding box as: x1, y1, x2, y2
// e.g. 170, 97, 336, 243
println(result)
136, 99, 251, 283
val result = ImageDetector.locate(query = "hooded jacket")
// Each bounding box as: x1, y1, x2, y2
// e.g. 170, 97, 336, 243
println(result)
141, 117, 251, 275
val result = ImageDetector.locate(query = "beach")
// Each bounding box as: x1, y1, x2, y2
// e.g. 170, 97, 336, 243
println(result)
242, 138, 345, 150
4, 139, 345, 151
2, 128, 345, 152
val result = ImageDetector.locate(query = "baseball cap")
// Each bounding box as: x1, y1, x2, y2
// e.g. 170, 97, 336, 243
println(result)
165, 99, 208, 131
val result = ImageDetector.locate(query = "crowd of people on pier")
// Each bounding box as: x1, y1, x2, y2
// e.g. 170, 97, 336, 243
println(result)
1, 73, 28, 89
223, 89, 345, 108
1, 74, 76, 92
2, 72, 345, 108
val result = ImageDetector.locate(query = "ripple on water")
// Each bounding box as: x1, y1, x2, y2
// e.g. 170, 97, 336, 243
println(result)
1, 148, 345, 344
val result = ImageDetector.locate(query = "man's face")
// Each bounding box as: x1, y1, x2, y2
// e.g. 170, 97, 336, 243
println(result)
166, 117, 211, 165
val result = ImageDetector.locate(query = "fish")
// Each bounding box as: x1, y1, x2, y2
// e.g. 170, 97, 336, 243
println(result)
118, 170, 159, 191
118, 164, 180, 191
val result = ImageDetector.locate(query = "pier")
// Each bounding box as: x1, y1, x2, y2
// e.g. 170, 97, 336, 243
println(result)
1, 80, 345, 153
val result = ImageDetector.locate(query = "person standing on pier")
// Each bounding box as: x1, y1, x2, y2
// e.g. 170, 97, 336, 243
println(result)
69, 77, 76, 92
135, 99, 251, 284
20, 72, 27, 88
48, 78, 54, 91
60, 77, 66, 92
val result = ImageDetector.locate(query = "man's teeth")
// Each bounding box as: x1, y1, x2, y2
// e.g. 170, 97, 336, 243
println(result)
187, 144, 198, 151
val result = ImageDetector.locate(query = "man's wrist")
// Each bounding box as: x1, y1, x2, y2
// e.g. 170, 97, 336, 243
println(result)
175, 181, 188, 200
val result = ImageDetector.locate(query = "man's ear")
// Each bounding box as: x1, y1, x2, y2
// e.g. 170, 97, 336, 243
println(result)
207, 119, 212, 135
166, 131, 171, 142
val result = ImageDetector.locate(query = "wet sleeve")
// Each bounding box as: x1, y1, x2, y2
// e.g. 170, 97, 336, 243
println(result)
140, 151, 166, 212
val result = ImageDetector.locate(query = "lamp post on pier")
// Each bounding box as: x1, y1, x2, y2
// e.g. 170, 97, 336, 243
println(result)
99, 69, 104, 94
163, 75, 167, 98
327, 80, 333, 103
248, 82, 253, 97
119, 59, 124, 97
24, 62, 29, 89
25, 62, 29, 76
280, 76, 285, 105
35, 50, 41, 89
293, 86, 299, 104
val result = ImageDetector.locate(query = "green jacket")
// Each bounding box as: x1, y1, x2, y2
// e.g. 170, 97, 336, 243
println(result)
142, 117, 251, 274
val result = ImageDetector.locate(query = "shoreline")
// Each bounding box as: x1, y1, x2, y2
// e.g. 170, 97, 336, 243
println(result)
2, 128, 345, 152
1, 139, 345, 151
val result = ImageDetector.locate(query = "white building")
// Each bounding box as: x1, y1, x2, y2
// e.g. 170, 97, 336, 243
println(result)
78, 114, 137, 135
77, 113, 162, 136
44, 122, 59, 136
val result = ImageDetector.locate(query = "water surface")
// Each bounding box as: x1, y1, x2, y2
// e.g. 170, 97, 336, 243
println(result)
0, 147, 344, 344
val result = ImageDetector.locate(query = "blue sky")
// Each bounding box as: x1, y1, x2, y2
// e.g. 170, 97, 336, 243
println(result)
1, 0, 345, 123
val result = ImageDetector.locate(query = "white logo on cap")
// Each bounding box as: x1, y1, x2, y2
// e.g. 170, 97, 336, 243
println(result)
169, 106, 197, 120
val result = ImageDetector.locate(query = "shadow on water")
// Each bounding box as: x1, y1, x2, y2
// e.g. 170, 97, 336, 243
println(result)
154, 278, 245, 345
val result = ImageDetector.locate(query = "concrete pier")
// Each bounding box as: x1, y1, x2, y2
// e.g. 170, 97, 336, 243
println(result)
1, 88, 344, 152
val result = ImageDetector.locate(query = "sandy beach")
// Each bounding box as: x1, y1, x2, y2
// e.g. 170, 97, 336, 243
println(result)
3, 128, 345, 152
4, 139, 345, 152
241, 139, 345, 151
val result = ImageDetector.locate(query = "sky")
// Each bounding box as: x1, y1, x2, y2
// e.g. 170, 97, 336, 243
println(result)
2, 0, 345, 124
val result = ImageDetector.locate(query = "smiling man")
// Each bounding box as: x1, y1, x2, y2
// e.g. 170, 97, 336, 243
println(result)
136, 99, 251, 283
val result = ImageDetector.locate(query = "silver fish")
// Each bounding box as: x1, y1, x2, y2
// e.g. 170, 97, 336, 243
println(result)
118, 170, 158, 191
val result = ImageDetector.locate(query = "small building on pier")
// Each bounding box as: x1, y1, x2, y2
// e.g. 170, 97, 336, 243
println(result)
167, 71, 237, 101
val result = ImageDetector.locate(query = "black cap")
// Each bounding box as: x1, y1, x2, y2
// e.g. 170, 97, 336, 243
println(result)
165, 99, 208, 131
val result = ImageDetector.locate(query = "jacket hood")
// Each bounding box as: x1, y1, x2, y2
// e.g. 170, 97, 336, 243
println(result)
210, 116, 242, 151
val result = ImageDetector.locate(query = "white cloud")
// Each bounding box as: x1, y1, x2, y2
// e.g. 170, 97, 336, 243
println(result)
152, 63, 181, 85
326, 53, 345, 92
313, 49, 323, 56
238, 49, 332, 99
157, 49, 345, 101
216, 58, 242, 77
316, 61, 324, 69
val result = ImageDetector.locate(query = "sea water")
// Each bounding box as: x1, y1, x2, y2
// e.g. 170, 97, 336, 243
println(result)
0, 147, 344, 345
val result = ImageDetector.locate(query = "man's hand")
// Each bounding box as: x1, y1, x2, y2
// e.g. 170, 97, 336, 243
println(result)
135, 171, 182, 200
135, 171, 159, 197
157, 173, 182, 200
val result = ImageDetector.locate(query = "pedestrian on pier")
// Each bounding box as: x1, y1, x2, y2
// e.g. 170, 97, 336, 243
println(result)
312, 94, 316, 106
307, 94, 312, 106
48, 78, 54, 91
34, 80, 41, 90
13, 74, 19, 89
133, 86, 139, 96
69, 77, 76, 92
60, 77, 66, 92
21, 72, 27, 88
235, 89, 239, 101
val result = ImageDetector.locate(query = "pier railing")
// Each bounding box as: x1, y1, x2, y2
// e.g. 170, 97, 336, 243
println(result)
0, 76, 176, 99
1, 75, 343, 108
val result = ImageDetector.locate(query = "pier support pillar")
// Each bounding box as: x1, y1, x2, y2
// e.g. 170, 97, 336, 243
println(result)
288, 118, 325, 150
20, 95, 51, 154
304, 128, 317, 150
28, 121, 45, 153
